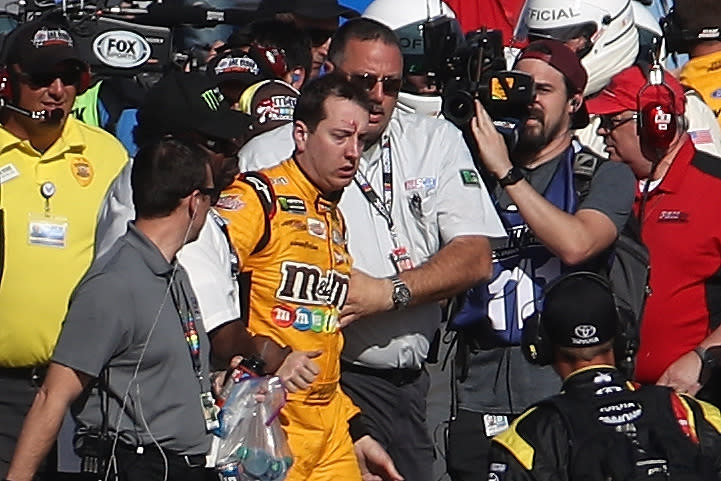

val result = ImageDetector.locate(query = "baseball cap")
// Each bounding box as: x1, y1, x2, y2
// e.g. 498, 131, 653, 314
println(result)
585, 65, 686, 116
137, 71, 250, 142
256, 0, 360, 19
515, 39, 589, 128
542, 273, 618, 348
206, 48, 275, 89
5, 19, 86, 74
238, 79, 299, 138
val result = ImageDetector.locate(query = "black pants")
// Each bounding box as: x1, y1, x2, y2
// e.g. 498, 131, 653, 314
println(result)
446, 409, 517, 481
340, 364, 434, 481
0, 367, 47, 479
112, 445, 215, 481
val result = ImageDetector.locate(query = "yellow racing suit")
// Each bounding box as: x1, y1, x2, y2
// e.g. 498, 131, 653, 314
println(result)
680, 49, 721, 128
217, 158, 362, 481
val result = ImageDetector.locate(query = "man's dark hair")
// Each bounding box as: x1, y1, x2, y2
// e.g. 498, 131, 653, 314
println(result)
250, 19, 312, 85
132, 137, 210, 219
293, 73, 371, 132
327, 18, 400, 68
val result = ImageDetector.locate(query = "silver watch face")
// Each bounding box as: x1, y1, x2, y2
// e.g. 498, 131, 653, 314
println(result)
393, 285, 411, 308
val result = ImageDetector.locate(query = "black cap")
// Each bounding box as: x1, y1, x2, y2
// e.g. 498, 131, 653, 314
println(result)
137, 71, 250, 141
256, 0, 360, 19
5, 19, 86, 73
542, 273, 618, 348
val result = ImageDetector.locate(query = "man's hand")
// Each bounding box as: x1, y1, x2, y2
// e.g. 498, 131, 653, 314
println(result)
339, 270, 394, 328
656, 350, 703, 395
469, 100, 514, 179
354, 435, 404, 481
275, 350, 321, 392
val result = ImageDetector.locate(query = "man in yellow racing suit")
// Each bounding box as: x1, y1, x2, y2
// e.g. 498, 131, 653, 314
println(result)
216, 74, 402, 481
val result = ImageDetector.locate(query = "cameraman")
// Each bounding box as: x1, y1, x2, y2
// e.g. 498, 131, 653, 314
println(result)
447, 39, 636, 481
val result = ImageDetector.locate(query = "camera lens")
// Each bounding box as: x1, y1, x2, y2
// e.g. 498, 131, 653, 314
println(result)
442, 90, 475, 126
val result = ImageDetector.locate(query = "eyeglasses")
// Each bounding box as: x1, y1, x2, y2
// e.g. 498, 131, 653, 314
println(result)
16, 68, 83, 89
346, 72, 402, 96
599, 113, 638, 131
306, 27, 336, 47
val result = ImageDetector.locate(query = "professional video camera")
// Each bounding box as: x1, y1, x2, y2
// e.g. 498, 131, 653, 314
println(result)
1, 0, 256, 78
421, 16, 535, 152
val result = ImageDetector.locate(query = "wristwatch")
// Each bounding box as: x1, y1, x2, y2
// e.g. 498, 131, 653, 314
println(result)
694, 346, 717, 385
389, 275, 412, 311
497, 167, 524, 188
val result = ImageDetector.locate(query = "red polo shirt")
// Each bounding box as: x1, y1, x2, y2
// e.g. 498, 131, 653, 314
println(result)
634, 138, 721, 384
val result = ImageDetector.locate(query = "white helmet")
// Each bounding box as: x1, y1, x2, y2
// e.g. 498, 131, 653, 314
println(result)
631, 1, 666, 62
517, 0, 639, 95
363, 0, 459, 117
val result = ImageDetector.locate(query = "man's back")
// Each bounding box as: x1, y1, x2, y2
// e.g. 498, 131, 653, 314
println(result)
490, 366, 721, 481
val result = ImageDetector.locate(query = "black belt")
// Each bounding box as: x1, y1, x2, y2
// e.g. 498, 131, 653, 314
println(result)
341, 360, 423, 387
0, 366, 47, 384
116, 443, 206, 468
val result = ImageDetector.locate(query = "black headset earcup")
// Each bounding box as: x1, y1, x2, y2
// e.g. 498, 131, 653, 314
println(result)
521, 313, 553, 366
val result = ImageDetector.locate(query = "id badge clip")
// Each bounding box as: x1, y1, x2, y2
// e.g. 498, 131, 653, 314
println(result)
390, 246, 414, 273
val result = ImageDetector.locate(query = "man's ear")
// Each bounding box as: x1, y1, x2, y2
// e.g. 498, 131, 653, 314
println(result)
293, 120, 309, 152
570, 94, 583, 112
324, 61, 335, 73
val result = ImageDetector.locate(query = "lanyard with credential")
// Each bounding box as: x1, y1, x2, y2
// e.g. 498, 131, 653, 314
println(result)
353, 135, 414, 272
353, 135, 399, 243
169, 278, 204, 385
168, 274, 220, 431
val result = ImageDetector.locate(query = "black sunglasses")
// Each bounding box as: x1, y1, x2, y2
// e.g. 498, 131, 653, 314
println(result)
598, 113, 638, 131
201, 137, 242, 158
306, 27, 336, 47
347, 72, 402, 96
17, 68, 83, 89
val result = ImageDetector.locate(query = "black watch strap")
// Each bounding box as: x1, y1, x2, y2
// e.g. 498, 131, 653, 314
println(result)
694, 346, 717, 385
497, 167, 524, 188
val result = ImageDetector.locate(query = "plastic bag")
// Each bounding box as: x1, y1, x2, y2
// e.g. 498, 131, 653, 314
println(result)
214, 376, 293, 481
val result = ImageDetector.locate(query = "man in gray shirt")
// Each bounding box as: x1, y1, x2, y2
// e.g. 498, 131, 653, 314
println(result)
6, 138, 218, 481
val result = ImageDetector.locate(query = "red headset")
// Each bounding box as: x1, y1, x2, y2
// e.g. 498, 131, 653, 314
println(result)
636, 60, 680, 156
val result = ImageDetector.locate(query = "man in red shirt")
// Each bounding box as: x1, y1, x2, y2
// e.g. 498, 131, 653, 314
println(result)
587, 64, 721, 407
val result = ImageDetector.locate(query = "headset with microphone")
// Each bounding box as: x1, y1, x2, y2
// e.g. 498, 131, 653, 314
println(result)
636, 59, 680, 159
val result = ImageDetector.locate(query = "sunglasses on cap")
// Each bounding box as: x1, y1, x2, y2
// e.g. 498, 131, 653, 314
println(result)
16, 67, 83, 90
306, 27, 336, 47
346, 72, 402, 96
